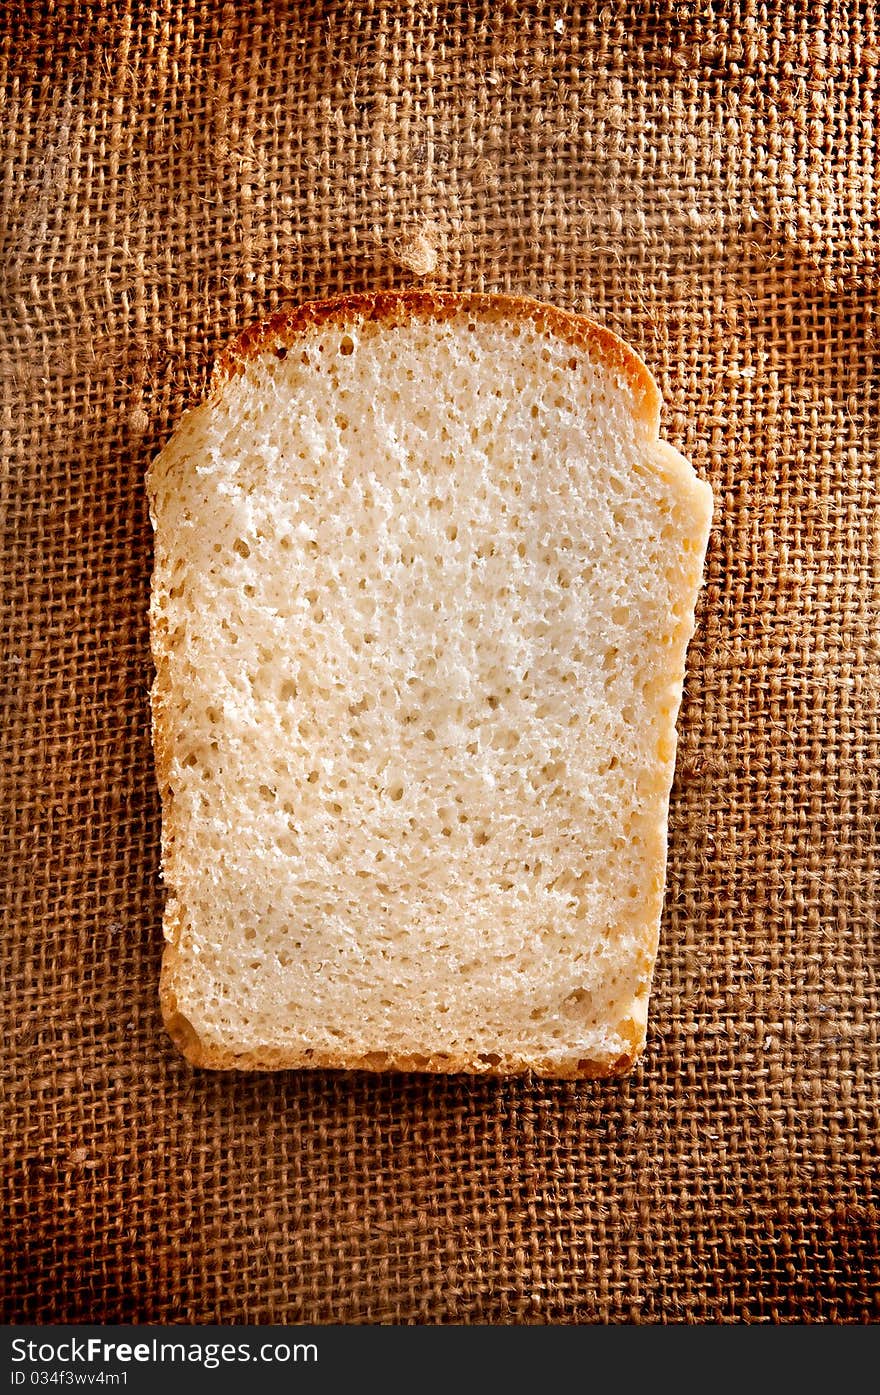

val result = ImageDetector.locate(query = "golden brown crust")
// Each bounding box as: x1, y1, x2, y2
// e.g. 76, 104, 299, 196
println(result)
212, 290, 662, 438
161, 1012, 638, 1078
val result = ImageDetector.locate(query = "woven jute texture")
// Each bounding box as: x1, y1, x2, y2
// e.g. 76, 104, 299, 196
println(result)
2, 0, 878, 1324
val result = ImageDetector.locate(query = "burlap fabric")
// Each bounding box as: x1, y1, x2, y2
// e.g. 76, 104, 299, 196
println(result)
2, 0, 877, 1324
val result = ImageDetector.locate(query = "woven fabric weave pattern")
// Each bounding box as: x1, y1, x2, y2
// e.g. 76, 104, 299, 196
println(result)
2, 0, 877, 1322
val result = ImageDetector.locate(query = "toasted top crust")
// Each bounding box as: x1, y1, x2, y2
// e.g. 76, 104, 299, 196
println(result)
213, 291, 662, 439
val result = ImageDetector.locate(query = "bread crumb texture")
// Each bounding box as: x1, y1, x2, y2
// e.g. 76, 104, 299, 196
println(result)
148, 293, 712, 1076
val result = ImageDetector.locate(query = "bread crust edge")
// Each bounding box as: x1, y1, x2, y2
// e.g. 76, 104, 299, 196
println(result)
160, 1009, 640, 1080
212, 290, 662, 438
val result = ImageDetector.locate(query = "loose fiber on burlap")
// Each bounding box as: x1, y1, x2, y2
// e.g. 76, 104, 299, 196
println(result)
2, 0, 877, 1323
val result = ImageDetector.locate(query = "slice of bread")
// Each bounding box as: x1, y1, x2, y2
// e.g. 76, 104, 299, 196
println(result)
147, 291, 712, 1077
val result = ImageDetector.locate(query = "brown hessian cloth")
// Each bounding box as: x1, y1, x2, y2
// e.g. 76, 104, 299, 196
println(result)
1, 1, 877, 1322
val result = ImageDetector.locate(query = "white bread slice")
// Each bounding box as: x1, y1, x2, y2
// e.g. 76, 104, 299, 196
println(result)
147, 292, 712, 1077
